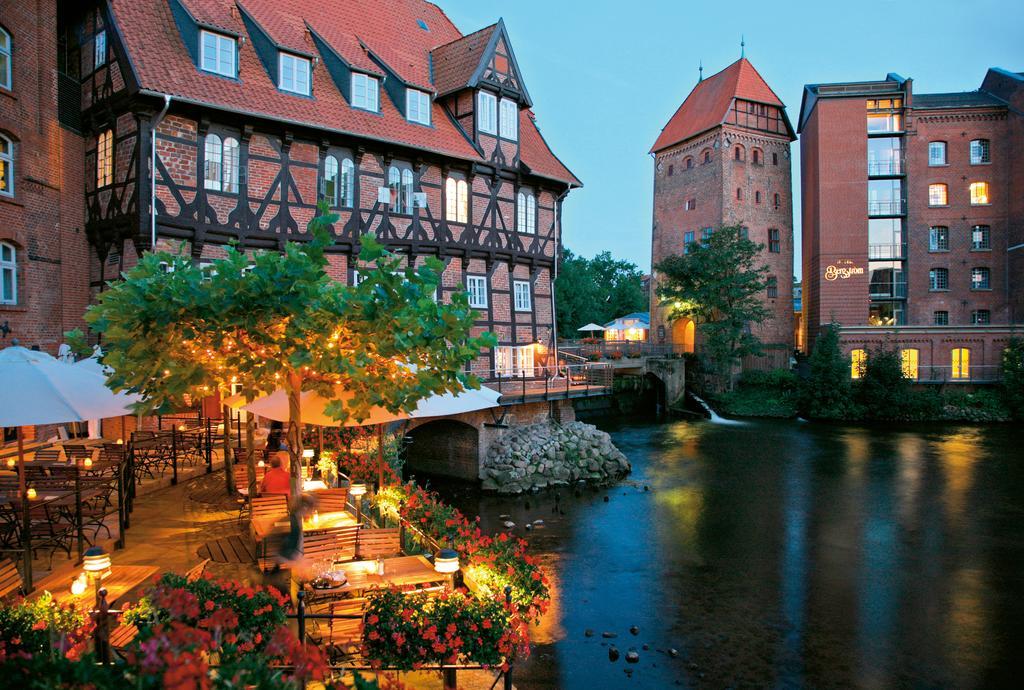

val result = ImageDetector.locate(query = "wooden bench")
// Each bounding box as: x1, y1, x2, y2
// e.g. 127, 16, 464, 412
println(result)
185, 558, 210, 583
109, 623, 139, 655
0, 557, 23, 600
356, 527, 402, 559
314, 488, 348, 512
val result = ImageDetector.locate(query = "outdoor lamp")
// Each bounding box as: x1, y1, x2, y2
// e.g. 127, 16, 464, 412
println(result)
302, 449, 315, 459
83, 546, 111, 579
258, 460, 266, 468
349, 482, 367, 498
83, 458, 93, 469
70, 574, 87, 597
6, 458, 14, 468
26, 487, 36, 500
434, 549, 460, 574
116, 438, 123, 444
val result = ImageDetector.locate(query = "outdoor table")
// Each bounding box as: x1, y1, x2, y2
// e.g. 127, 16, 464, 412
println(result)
252, 509, 357, 542
302, 555, 445, 596
238, 477, 324, 498
30, 564, 159, 607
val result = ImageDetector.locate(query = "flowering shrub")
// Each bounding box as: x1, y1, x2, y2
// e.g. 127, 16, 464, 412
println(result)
362, 587, 528, 671
585, 352, 604, 362
581, 337, 601, 344
0, 593, 92, 663
311, 427, 403, 484
606, 350, 624, 360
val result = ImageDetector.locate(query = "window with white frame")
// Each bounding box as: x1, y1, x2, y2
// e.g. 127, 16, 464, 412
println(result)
971, 266, 990, 290
494, 345, 534, 377
340, 158, 355, 207
928, 141, 946, 166
406, 89, 431, 125
96, 129, 113, 188
352, 73, 379, 111
513, 280, 531, 311
516, 192, 536, 234
94, 30, 106, 69
928, 183, 947, 206
388, 166, 413, 214
204, 134, 240, 193
929, 267, 948, 291
0, 241, 16, 305
477, 91, 497, 134
970, 139, 990, 164
0, 28, 11, 90
323, 155, 339, 206
278, 53, 310, 95
0, 134, 12, 196
466, 275, 487, 309
200, 30, 236, 78
445, 177, 468, 223
499, 98, 518, 140
971, 225, 990, 250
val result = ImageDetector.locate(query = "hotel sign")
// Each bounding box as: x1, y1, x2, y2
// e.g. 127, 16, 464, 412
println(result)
825, 260, 865, 281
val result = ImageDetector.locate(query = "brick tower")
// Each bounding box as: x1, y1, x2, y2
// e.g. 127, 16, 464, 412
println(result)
650, 58, 796, 367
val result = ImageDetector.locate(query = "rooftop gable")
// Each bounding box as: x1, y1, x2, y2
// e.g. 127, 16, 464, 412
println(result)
431, 19, 532, 106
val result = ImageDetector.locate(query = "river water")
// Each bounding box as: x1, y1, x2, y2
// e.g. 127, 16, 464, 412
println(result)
432, 417, 1022, 689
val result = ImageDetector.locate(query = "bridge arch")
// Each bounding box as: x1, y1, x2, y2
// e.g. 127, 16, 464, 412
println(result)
405, 419, 480, 481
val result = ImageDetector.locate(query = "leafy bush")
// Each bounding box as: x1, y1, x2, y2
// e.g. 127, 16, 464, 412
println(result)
1001, 338, 1024, 419
739, 368, 798, 390
799, 324, 863, 420
712, 386, 797, 418
942, 389, 1010, 422
0, 593, 91, 661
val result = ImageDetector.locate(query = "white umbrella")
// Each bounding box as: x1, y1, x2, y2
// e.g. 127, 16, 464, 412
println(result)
577, 323, 606, 332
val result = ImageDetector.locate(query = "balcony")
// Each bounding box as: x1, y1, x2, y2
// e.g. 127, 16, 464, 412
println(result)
869, 282, 907, 299
868, 243, 905, 260
473, 363, 613, 404
868, 199, 906, 216
867, 159, 904, 176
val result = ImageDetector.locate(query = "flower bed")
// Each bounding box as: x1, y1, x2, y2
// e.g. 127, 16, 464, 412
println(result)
361, 587, 528, 671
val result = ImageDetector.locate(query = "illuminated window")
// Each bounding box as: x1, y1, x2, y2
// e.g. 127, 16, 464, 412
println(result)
406, 89, 431, 125
0, 134, 12, 196
933, 311, 948, 326
768, 228, 780, 253
517, 192, 536, 234
900, 349, 919, 380
94, 30, 106, 68
477, 91, 497, 134
0, 241, 16, 305
850, 349, 867, 379
969, 139, 990, 164
928, 142, 946, 166
971, 310, 990, 325
200, 30, 236, 78
499, 98, 518, 140
928, 183, 947, 206
97, 129, 113, 187
279, 53, 310, 95
513, 280, 531, 311
971, 225, 990, 250
929, 226, 948, 252
951, 348, 970, 379
969, 182, 989, 205
352, 73, 379, 111
971, 267, 990, 290
445, 177, 468, 223
466, 275, 487, 309
0, 28, 10, 90
929, 267, 948, 291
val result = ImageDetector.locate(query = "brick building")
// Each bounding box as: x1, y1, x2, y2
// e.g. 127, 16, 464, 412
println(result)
0, 3, 90, 442
799, 69, 1023, 381
649, 58, 795, 369
1, 0, 585, 478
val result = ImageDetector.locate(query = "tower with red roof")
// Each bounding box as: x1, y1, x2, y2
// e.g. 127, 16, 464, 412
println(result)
650, 58, 796, 366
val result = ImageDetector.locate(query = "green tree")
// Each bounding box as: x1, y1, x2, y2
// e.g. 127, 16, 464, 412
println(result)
655, 225, 770, 387
799, 323, 860, 420
857, 346, 911, 420
555, 248, 647, 334
1001, 337, 1024, 419
69, 203, 494, 496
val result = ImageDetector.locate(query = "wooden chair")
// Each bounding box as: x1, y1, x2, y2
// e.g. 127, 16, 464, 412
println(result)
314, 598, 367, 661
251, 494, 288, 520
33, 448, 62, 463
0, 557, 23, 600
356, 527, 402, 559
185, 558, 211, 583
303, 525, 359, 562
314, 488, 348, 512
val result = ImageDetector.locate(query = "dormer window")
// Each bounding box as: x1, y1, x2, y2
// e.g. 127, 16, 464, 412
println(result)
200, 30, 237, 78
477, 91, 497, 134
499, 99, 518, 141
407, 89, 431, 125
352, 73, 379, 111
279, 53, 310, 95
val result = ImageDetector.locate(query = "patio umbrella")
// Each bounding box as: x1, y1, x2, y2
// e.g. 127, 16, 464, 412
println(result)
0, 346, 141, 586
74, 350, 115, 438
577, 323, 606, 332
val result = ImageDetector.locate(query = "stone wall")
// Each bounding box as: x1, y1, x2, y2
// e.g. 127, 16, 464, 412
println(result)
481, 421, 631, 494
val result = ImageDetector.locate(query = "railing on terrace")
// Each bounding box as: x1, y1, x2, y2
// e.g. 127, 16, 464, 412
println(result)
473, 363, 613, 402
915, 365, 1001, 383
867, 243, 906, 260
868, 199, 907, 216
560, 340, 685, 358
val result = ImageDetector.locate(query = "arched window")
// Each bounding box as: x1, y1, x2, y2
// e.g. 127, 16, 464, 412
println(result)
684, 157, 693, 170
755, 190, 761, 204
850, 349, 867, 379
340, 158, 354, 207
734, 145, 744, 161
323, 155, 339, 206
0, 241, 16, 305
772, 152, 778, 166
97, 129, 114, 188
517, 191, 536, 234
445, 177, 468, 223
203, 133, 222, 190
752, 148, 762, 164
0, 28, 11, 90
388, 166, 401, 212
0, 134, 12, 196
951, 348, 970, 380
702, 149, 711, 164
401, 169, 414, 214
900, 349, 919, 380
222, 137, 239, 193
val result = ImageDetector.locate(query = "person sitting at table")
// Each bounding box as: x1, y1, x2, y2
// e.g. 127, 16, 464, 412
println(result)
259, 453, 291, 496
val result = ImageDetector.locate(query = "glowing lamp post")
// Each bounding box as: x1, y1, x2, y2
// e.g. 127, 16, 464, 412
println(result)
302, 448, 315, 480
83, 546, 111, 603
434, 548, 460, 590
350, 482, 367, 522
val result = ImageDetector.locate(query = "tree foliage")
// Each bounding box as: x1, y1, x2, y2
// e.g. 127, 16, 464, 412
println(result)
69, 203, 495, 489
1001, 337, 1024, 419
799, 322, 860, 420
655, 225, 770, 384
555, 248, 647, 334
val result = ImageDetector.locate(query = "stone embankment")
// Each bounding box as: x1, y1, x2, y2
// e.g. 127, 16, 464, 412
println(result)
481, 421, 631, 494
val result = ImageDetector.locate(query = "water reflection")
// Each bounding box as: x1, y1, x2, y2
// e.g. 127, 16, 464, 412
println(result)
434, 419, 1020, 689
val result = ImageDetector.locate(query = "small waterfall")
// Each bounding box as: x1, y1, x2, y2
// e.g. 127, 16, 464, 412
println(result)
690, 393, 744, 425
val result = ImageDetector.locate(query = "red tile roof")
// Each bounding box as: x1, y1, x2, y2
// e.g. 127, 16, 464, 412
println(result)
431, 24, 497, 97
111, 0, 579, 185
650, 58, 785, 153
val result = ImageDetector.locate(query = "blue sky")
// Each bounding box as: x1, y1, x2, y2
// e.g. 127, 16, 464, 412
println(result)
440, 0, 1023, 277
